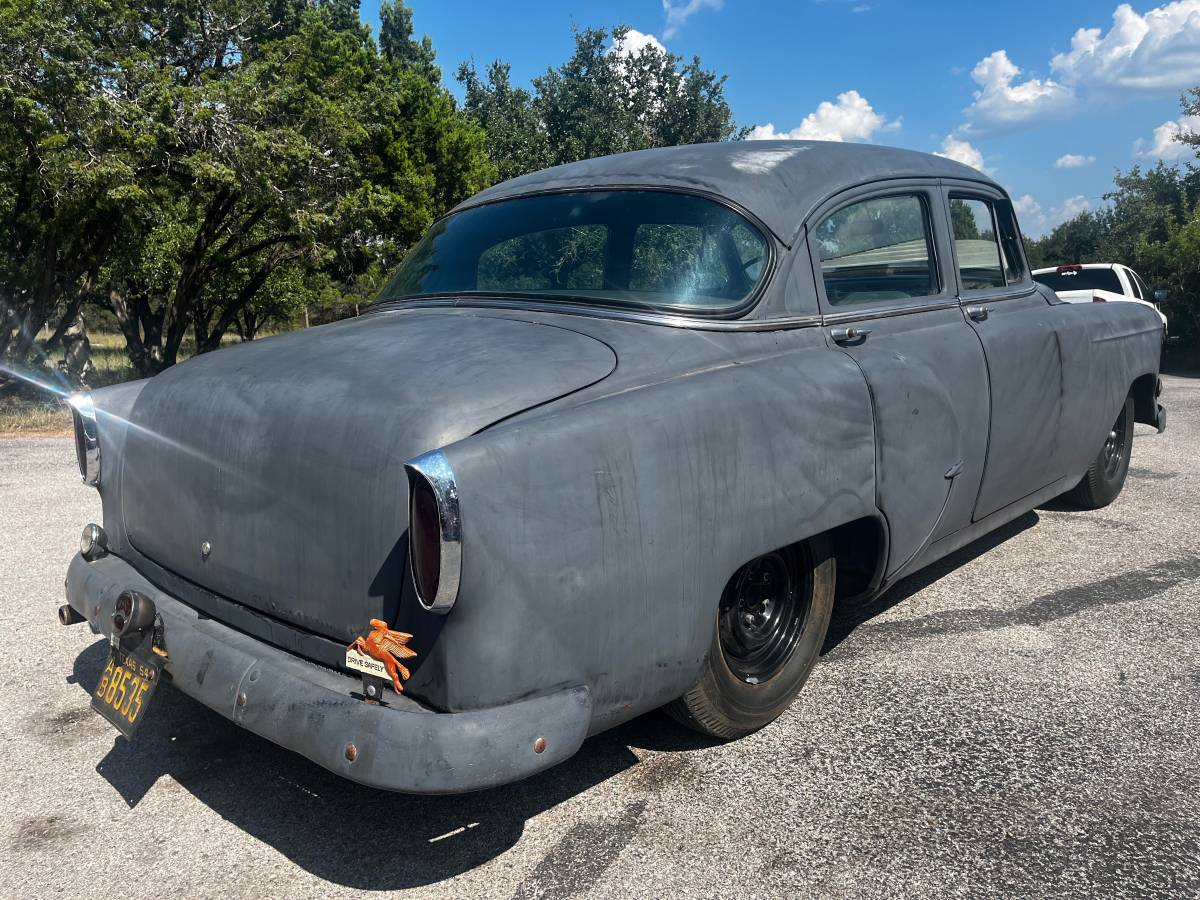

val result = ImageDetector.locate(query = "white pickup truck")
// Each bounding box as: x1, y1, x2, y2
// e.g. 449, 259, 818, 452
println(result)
1033, 263, 1169, 336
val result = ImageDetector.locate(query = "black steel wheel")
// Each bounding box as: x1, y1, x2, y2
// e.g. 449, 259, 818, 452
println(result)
716, 548, 811, 684
665, 536, 835, 739
1065, 396, 1134, 510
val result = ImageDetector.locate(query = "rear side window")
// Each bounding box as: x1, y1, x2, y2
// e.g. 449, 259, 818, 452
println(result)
814, 194, 938, 306
950, 196, 1026, 290
950, 198, 1003, 289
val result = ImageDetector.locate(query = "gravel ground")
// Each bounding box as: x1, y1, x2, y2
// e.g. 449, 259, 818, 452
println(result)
1, 376, 1198, 899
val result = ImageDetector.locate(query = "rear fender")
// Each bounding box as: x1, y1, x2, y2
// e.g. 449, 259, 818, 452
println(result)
424, 347, 877, 728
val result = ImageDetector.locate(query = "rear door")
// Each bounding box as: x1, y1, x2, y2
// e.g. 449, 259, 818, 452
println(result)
942, 184, 1069, 520
808, 181, 990, 579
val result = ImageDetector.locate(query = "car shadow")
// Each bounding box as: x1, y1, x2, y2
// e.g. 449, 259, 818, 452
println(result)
67, 640, 716, 891
66, 509, 1041, 890
822, 511, 1039, 654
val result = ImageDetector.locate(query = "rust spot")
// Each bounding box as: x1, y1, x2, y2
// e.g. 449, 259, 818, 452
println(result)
345, 742, 358, 762
533, 737, 547, 754
236, 692, 246, 707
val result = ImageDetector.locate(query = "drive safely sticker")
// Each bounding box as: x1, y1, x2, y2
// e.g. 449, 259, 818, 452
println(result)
345, 648, 389, 679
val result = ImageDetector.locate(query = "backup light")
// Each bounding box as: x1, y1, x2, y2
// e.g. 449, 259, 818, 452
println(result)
80, 523, 108, 560
112, 590, 156, 636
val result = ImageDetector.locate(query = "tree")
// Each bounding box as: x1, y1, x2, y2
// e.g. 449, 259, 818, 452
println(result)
0, 0, 493, 383
458, 26, 743, 182
1026, 153, 1200, 343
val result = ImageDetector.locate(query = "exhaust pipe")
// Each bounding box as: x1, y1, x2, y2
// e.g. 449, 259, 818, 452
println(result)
58, 604, 86, 626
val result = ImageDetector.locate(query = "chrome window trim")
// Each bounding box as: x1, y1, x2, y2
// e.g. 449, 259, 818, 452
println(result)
404, 449, 463, 615
68, 393, 101, 487
956, 285, 1039, 304
375, 299, 823, 332
821, 298, 962, 325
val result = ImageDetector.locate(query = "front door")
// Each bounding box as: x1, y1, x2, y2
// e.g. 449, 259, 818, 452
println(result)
942, 187, 1068, 520
808, 183, 990, 580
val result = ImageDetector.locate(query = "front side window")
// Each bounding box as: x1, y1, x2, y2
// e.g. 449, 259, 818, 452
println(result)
950, 195, 1026, 289
814, 194, 938, 306
378, 190, 769, 314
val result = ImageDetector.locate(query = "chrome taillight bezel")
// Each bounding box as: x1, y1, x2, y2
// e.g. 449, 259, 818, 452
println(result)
404, 449, 462, 614
68, 393, 101, 486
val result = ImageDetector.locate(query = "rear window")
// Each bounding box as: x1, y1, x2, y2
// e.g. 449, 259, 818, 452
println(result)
1033, 268, 1123, 294
378, 190, 769, 314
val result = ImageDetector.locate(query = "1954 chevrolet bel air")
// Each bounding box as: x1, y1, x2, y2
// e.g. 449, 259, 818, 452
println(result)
60, 141, 1167, 794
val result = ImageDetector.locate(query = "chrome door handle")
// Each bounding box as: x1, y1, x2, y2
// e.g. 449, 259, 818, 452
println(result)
965, 305, 989, 322
830, 326, 871, 343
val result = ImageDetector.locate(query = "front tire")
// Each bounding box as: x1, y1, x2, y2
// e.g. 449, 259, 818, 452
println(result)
665, 536, 835, 739
1064, 396, 1134, 509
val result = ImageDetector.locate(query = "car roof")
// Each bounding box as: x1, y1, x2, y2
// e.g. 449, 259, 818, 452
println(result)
451, 141, 999, 246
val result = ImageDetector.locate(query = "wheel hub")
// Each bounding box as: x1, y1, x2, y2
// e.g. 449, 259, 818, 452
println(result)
1102, 413, 1127, 478
718, 549, 812, 684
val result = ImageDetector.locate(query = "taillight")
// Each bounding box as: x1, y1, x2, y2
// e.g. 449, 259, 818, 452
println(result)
409, 476, 442, 604
1092, 295, 1106, 302
404, 449, 462, 614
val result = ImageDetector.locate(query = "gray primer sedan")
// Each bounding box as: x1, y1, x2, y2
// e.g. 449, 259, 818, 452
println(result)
59, 141, 1167, 793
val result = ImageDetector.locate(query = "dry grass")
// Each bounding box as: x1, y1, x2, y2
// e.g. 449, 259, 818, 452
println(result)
0, 397, 72, 436
0, 329, 248, 437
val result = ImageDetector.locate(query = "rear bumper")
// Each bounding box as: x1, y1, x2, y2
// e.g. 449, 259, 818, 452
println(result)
65, 553, 591, 794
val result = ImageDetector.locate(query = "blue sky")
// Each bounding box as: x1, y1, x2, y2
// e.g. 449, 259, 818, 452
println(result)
361, 1, 1200, 236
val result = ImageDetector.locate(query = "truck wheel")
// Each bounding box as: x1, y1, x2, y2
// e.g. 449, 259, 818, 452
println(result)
665, 535, 835, 739
1065, 396, 1134, 510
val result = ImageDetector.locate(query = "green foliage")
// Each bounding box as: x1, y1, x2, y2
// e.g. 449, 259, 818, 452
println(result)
457, 25, 743, 183
0, 0, 492, 380
1027, 154, 1200, 343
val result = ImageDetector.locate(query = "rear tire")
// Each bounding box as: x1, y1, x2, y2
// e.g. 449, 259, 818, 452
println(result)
665, 536, 835, 739
1064, 396, 1134, 510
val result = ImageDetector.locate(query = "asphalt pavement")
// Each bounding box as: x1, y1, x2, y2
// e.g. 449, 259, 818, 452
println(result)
1, 376, 1198, 899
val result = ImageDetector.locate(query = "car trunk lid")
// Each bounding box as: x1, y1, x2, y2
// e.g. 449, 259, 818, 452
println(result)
120, 309, 616, 641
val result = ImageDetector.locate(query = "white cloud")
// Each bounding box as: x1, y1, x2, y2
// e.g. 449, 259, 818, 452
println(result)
1051, 1, 1200, 92
748, 90, 899, 142
1049, 195, 1092, 227
1134, 113, 1200, 159
1010, 193, 1094, 237
1013, 194, 1042, 217
610, 29, 666, 57
1012, 194, 1047, 236
963, 50, 1074, 133
662, 0, 722, 39
934, 135, 986, 171
1054, 153, 1096, 168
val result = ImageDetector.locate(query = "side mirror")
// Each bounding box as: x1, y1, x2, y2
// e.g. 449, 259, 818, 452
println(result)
1154, 288, 1169, 302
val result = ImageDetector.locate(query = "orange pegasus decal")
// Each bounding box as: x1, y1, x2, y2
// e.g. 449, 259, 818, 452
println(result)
347, 619, 418, 693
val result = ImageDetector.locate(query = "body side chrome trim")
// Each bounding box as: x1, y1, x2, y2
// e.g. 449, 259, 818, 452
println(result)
404, 449, 463, 615
375, 299, 824, 332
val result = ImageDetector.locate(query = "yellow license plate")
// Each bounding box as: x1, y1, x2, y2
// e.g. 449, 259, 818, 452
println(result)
91, 650, 160, 738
